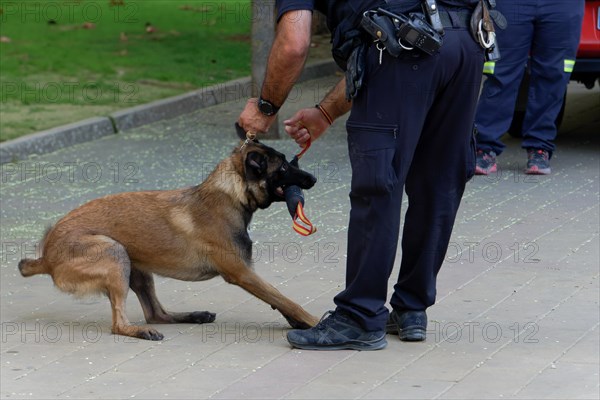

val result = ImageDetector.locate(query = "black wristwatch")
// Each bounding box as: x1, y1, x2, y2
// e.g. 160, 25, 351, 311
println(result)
257, 97, 280, 116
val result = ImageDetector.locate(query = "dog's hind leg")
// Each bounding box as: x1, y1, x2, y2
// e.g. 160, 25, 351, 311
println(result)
51, 235, 164, 341
129, 267, 216, 324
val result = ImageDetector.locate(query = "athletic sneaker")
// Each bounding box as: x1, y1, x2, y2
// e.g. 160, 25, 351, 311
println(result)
525, 148, 551, 175
475, 149, 497, 175
286, 310, 387, 351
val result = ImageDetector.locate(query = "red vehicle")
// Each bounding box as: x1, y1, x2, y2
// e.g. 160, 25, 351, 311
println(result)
509, 0, 600, 136
572, 0, 600, 89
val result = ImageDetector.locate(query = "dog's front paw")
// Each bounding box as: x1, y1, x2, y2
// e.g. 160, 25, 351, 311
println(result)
137, 327, 164, 341
188, 311, 216, 324
283, 315, 312, 330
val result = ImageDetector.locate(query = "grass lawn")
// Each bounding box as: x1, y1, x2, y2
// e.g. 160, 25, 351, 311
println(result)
0, 0, 253, 141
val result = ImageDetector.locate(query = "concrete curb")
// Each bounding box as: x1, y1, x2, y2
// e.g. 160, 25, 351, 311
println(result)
0, 117, 115, 165
0, 60, 339, 165
110, 76, 250, 132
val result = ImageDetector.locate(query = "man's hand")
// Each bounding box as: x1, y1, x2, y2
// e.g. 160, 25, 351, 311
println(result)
237, 9, 312, 135
284, 78, 351, 146
284, 107, 331, 147
239, 98, 277, 134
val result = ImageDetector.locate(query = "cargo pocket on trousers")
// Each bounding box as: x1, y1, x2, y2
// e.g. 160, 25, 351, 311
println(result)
347, 121, 398, 196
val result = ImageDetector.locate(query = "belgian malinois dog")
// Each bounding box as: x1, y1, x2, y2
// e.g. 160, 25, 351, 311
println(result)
18, 141, 319, 341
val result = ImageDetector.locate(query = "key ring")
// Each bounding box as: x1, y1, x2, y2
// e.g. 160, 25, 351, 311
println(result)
240, 131, 257, 150
235, 122, 257, 150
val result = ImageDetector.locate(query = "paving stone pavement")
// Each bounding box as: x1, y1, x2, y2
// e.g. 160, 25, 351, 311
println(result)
1, 75, 598, 399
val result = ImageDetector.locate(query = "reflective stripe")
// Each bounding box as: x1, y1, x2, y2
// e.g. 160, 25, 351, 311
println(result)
564, 59, 575, 73
483, 61, 495, 74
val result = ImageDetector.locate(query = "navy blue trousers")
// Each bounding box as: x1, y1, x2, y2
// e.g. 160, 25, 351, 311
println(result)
474, 0, 584, 156
333, 26, 484, 331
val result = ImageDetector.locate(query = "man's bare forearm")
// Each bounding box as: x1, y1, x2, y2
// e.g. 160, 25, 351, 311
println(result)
260, 10, 313, 106
319, 78, 352, 122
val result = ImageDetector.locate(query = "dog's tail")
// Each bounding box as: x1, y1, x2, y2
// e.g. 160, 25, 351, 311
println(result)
18, 225, 52, 277
18, 258, 48, 277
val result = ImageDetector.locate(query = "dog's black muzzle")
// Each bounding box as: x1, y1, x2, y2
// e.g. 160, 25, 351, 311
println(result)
272, 156, 316, 202
282, 157, 317, 189
277, 157, 316, 218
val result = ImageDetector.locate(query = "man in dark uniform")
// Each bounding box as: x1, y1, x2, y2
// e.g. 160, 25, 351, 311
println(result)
474, 0, 584, 175
239, 0, 485, 350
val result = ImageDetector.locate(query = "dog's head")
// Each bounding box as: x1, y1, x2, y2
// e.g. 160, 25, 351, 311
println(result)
240, 141, 317, 209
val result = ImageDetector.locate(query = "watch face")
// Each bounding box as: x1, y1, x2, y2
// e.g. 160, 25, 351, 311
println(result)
258, 98, 277, 116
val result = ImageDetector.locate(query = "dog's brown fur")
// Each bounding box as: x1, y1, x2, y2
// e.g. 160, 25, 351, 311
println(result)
19, 142, 319, 341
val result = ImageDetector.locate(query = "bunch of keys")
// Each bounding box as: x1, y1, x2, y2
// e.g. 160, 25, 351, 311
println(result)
240, 131, 256, 150
235, 122, 256, 149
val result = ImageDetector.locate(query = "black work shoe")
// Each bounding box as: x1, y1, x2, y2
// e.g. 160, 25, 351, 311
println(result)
286, 310, 387, 351
386, 310, 427, 342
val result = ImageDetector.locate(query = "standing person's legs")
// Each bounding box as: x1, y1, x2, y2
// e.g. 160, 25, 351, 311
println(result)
334, 46, 437, 331
339, 27, 484, 329
390, 28, 484, 333
286, 42, 439, 350
474, 0, 536, 155
521, 0, 584, 154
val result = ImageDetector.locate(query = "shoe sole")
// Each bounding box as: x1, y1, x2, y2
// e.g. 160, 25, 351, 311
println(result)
525, 166, 550, 175
387, 323, 427, 342
399, 327, 426, 342
475, 164, 497, 175
288, 337, 388, 351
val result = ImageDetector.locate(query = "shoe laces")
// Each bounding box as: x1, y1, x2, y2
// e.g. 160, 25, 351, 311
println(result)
477, 149, 495, 162
315, 310, 338, 330
529, 149, 549, 162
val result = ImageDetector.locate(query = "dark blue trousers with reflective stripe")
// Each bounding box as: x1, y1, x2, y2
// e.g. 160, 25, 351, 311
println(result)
474, 0, 584, 156
333, 26, 484, 331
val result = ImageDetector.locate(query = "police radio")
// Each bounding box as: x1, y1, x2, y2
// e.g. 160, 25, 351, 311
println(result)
361, 8, 443, 57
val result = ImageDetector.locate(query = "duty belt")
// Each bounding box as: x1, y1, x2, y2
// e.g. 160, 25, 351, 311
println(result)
438, 10, 471, 29
360, 8, 444, 57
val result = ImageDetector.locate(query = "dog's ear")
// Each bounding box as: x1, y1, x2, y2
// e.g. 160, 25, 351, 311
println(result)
245, 151, 267, 177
